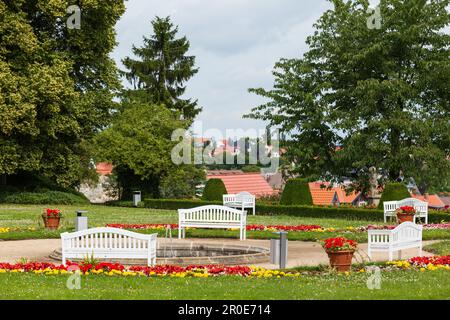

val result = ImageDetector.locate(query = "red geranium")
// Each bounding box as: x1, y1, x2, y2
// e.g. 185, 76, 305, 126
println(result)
395, 206, 416, 215
43, 208, 62, 218
322, 237, 358, 252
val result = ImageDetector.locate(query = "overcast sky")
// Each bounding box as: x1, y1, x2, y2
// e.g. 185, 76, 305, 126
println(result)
110, 0, 334, 138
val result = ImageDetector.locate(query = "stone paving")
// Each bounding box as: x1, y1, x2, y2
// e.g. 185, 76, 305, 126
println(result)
0, 237, 436, 269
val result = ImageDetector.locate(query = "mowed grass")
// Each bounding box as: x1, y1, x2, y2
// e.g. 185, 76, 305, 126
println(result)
0, 270, 448, 300
423, 241, 450, 256
0, 204, 449, 243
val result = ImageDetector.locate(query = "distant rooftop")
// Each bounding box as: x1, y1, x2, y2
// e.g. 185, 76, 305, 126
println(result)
207, 172, 275, 198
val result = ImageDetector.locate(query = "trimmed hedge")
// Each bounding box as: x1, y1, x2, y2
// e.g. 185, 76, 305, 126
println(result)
0, 191, 89, 205
378, 182, 411, 209
202, 179, 227, 201
143, 198, 449, 223
280, 178, 313, 205
144, 199, 221, 210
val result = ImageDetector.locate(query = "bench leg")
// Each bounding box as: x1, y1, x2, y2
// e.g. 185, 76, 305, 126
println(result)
178, 227, 182, 239
398, 250, 402, 260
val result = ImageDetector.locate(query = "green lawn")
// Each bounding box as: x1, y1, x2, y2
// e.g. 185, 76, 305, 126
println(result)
423, 241, 450, 256
0, 270, 448, 299
0, 204, 449, 243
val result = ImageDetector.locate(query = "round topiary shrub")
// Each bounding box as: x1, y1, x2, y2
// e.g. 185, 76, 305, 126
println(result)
378, 182, 411, 209
202, 179, 227, 201
280, 178, 313, 205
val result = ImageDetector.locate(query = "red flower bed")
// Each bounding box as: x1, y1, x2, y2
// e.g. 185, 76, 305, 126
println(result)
106, 223, 178, 230
408, 255, 450, 266
128, 264, 253, 276
106, 223, 323, 232
246, 224, 322, 232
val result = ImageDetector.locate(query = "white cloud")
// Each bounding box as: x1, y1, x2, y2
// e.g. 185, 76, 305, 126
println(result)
111, 0, 333, 137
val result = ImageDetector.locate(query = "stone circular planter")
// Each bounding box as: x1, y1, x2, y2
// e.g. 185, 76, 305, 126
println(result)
42, 216, 60, 230
326, 250, 355, 272
396, 213, 414, 224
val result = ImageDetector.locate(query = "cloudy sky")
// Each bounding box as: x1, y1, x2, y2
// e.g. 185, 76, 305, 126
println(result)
111, 0, 337, 138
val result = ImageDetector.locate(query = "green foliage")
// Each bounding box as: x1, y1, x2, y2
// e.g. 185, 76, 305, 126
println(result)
0, 191, 88, 205
94, 103, 185, 199
0, 0, 125, 187
246, 0, 450, 194
280, 178, 313, 205
121, 16, 201, 120
378, 183, 412, 209
202, 179, 227, 201
159, 165, 206, 199
241, 165, 261, 173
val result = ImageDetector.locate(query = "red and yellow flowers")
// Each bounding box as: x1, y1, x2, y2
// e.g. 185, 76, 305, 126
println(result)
0, 261, 300, 278
106, 223, 323, 232
387, 255, 450, 272
322, 237, 358, 252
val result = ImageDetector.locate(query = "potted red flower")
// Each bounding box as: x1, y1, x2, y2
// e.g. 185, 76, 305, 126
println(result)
42, 208, 62, 230
395, 206, 415, 224
322, 237, 358, 272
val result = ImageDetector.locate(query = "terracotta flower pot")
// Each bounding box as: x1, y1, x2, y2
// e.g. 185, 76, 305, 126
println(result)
326, 250, 355, 272
43, 216, 60, 230
396, 213, 414, 224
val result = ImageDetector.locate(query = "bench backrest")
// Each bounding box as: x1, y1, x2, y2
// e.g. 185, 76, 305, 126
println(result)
61, 227, 156, 251
383, 198, 428, 214
392, 222, 422, 243
223, 192, 255, 203
368, 222, 422, 244
179, 205, 246, 223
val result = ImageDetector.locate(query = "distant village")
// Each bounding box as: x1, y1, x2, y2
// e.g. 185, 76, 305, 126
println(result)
80, 137, 449, 210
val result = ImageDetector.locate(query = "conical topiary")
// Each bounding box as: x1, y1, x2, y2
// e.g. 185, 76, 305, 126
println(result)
378, 182, 411, 209
202, 179, 227, 201
280, 178, 313, 205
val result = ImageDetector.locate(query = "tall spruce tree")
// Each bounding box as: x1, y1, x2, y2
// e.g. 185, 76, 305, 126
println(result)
122, 16, 201, 120
246, 0, 450, 193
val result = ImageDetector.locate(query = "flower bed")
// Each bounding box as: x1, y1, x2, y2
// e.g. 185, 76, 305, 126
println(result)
0, 261, 300, 278
105, 223, 450, 233
386, 255, 450, 271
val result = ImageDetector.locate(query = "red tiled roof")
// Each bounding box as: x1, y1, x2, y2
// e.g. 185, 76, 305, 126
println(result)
411, 194, 445, 208
308, 182, 337, 205
308, 182, 360, 205
206, 173, 275, 198
96, 162, 113, 175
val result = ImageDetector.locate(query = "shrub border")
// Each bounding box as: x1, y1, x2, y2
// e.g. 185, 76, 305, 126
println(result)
139, 199, 449, 223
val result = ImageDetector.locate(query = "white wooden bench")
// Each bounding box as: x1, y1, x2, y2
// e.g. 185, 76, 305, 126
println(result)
383, 197, 428, 223
223, 191, 256, 215
178, 205, 247, 240
60, 227, 157, 266
368, 222, 422, 261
